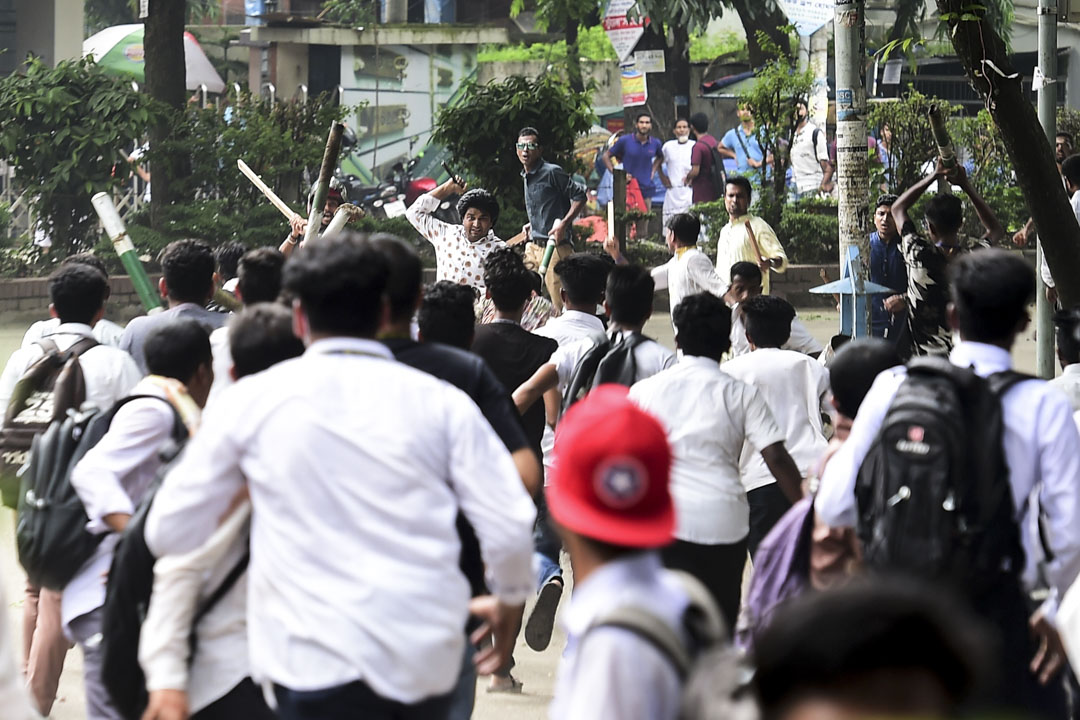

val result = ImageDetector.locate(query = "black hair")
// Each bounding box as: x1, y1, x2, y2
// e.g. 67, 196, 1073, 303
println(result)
215, 242, 247, 281
730, 261, 762, 287
667, 213, 701, 247
61, 252, 109, 278
555, 253, 610, 307
1055, 307, 1080, 366
236, 248, 284, 305
689, 112, 709, 133
725, 176, 753, 202
741, 295, 796, 348
673, 292, 731, 360
229, 303, 305, 379
60, 253, 111, 300
828, 338, 902, 418
875, 193, 898, 209
159, 239, 216, 305
635, 112, 652, 123
1058, 131, 1074, 144
606, 264, 654, 327
49, 264, 108, 325
518, 127, 541, 143
1063, 154, 1080, 188
143, 317, 212, 383
282, 232, 389, 337
483, 247, 533, 312
417, 281, 476, 350
753, 579, 986, 720
456, 188, 500, 227
924, 193, 963, 235
369, 235, 422, 322
949, 249, 1034, 344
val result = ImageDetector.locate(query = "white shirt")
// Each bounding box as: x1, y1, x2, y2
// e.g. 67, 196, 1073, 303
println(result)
723, 348, 829, 492
1038, 190, 1080, 289
816, 342, 1080, 601
534, 310, 607, 470
206, 325, 232, 407
1050, 365, 1080, 413
21, 317, 125, 349
64, 381, 179, 629
790, 122, 830, 193
0, 322, 141, 414
730, 305, 823, 357
405, 191, 505, 288
660, 139, 695, 215
144, 338, 536, 702
550, 552, 688, 720
651, 247, 728, 317
551, 329, 675, 390
140, 501, 251, 713
629, 356, 785, 544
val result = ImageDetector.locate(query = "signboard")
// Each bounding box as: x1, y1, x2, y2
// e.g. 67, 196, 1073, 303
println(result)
621, 66, 647, 107
603, 0, 647, 64
777, 0, 834, 36
139, 0, 149, 18
633, 49, 665, 74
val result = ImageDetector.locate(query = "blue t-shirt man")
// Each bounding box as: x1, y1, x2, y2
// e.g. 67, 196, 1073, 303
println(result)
868, 229, 907, 338
606, 114, 663, 202
721, 124, 765, 175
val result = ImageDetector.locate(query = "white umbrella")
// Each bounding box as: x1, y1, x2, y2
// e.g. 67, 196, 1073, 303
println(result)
83, 24, 226, 94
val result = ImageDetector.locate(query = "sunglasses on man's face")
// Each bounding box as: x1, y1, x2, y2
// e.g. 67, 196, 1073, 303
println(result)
516, 142, 539, 151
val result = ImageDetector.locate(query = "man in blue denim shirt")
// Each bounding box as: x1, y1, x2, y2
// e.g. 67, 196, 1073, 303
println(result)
868, 194, 907, 338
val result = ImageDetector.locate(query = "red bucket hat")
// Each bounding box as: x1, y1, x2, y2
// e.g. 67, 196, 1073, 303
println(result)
547, 384, 674, 548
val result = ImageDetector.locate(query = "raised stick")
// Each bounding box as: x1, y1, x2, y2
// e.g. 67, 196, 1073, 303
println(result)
305, 121, 346, 245
237, 159, 300, 222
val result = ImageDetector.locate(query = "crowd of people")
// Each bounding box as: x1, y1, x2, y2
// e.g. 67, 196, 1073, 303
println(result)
1, 112, 1079, 720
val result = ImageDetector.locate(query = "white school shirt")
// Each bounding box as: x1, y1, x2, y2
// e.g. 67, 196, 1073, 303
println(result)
550, 329, 675, 390
143, 338, 536, 702
729, 305, 823, 357
64, 381, 179, 629
206, 325, 232, 407
550, 552, 688, 720
1037, 190, 1080, 289
1049, 364, 1080, 413
629, 355, 785, 544
534, 310, 607, 470
0, 322, 141, 414
140, 501, 251, 713
21, 317, 125, 349
405, 191, 505, 288
816, 341, 1080, 605
651, 247, 729, 316
722, 348, 830, 492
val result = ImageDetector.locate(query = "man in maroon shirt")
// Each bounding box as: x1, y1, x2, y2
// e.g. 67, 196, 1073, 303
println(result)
687, 112, 720, 204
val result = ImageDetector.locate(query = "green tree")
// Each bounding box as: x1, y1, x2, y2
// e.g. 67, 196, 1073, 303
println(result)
0, 57, 163, 256
143, 0, 188, 230
432, 74, 595, 212
737, 36, 814, 229
867, 89, 951, 194
512, 0, 601, 94
888, 0, 1014, 43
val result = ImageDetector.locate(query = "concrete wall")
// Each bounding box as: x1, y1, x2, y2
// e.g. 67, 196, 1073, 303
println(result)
0, 275, 161, 326
477, 59, 623, 111
12, 0, 81, 68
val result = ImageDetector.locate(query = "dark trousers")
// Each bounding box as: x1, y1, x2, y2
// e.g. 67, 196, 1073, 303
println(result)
661, 537, 748, 632
275, 680, 452, 720
747, 484, 793, 559
193, 678, 275, 719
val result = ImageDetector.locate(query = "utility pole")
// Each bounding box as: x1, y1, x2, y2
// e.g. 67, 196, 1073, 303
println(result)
834, 0, 870, 336
1036, 0, 1057, 379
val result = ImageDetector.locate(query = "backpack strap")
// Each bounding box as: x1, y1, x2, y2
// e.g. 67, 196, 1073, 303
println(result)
187, 550, 250, 661
985, 369, 1034, 398
583, 570, 725, 679
103, 394, 189, 445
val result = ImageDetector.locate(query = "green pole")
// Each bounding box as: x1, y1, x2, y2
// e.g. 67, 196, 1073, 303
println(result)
91, 192, 164, 312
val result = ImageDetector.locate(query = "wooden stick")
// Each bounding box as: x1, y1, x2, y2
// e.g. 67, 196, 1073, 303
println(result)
238, 159, 300, 222
305, 121, 346, 245
745, 220, 766, 266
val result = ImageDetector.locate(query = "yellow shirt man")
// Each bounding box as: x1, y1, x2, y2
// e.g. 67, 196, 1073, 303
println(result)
715, 177, 788, 294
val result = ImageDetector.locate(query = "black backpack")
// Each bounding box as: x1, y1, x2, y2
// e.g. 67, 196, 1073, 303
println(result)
562, 332, 649, 412
854, 356, 1028, 595
15, 394, 177, 591
101, 442, 249, 720
707, 143, 728, 198
0, 337, 98, 508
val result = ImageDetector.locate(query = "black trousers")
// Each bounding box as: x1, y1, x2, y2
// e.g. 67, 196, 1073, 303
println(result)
275, 680, 452, 720
193, 678, 275, 720
661, 536, 749, 632
747, 483, 793, 560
